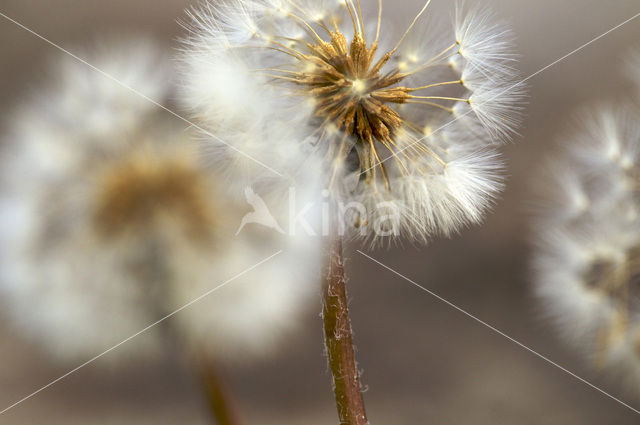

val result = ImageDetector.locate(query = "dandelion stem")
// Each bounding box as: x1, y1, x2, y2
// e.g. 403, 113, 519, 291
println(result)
322, 225, 368, 425
196, 357, 245, 425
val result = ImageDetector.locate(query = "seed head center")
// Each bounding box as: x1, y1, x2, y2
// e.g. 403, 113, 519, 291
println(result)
294, 31, 411, 144
94, 156, 216, 240
351, 79, 367, 95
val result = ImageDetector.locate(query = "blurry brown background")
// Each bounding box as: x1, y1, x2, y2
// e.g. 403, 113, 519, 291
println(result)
1, 0, 640, 423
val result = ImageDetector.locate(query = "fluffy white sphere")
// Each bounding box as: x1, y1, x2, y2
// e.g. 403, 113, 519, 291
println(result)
178, 0, 524, 246
0, 38, 321, 365
532, 105, 640, 390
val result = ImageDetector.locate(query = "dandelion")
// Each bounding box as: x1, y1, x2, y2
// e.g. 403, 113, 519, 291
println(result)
0, 38, 173, 361
179, 0, 522, 244
179, 0, 522, 421
532, 105, 640, 391
0, 38, 320, 423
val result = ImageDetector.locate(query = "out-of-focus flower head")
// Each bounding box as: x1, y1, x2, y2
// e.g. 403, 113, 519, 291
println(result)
532, 104, 640, 389
0, 38, 321, 364
178, 0, 524, 245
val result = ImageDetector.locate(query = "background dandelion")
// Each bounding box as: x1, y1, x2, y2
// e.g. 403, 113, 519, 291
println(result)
0, 37, 321, 424
532, 102, 640, 393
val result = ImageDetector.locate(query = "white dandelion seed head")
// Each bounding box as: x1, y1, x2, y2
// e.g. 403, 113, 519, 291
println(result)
532, 104, 640, 389
179, 0, 523, 245
0, 38, 321, 364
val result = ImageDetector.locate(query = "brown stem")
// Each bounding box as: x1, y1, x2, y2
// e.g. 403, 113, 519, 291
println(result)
323, 231, 368, 425
196, 357, 246, 425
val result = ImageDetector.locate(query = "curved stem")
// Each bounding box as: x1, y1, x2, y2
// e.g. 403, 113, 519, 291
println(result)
322, 228, 368, 425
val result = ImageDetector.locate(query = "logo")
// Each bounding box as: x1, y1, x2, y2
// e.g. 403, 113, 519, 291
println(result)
235, 187, 285, 235
235, 186, 401, 238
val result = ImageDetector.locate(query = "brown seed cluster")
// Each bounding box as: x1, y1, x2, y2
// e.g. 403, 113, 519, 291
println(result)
263, 1, 465, 190
585, 247, 640, 360
94, 151, 216, 242
298, 31, 411, 145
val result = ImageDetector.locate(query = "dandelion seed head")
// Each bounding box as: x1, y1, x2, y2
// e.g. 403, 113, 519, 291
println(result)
179, 0, 523, 244
533, 105, 640, 390
0, 38, 321, 364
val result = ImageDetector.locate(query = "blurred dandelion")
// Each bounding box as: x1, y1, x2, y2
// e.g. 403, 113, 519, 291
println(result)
532, 103, 640, 392
0, 37, 320, 424
179, 0, 522, 422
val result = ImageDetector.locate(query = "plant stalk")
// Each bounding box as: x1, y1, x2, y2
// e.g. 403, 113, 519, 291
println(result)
322, 229, 368, 425
196, 357, 246, 425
